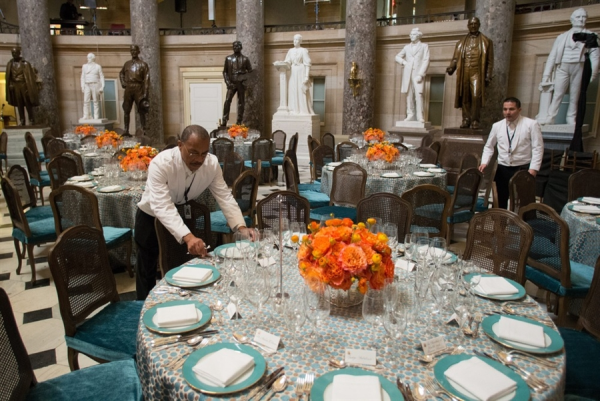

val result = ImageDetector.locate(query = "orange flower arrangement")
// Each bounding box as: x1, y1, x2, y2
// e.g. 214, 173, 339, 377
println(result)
75, 124, 97, 136
119, 144, 158, 171
95, 130, 122, 149
228, 124, 249, 139
298, 218, 394, 294
363, 127, 385, 143
366, 141, 400, 163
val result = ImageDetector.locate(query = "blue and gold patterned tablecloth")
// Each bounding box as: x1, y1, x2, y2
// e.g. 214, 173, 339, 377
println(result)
136, 254, 565, 400
561, 202, 600, 266
320, 168, 447, 197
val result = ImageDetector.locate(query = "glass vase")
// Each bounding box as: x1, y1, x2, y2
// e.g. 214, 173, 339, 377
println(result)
329, 282, 364, 308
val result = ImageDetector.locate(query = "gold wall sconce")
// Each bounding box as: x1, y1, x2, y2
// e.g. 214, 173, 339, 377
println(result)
348, 61, 361, 97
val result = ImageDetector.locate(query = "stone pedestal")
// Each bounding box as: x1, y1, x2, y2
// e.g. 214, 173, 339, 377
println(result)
272, 114, 320, 164
72, 121, 114, 132
389, 122, 440, 147
273, 62, 290, 114
4, 126, 51, 168
541, 124, 589, 151
443, 127, 487, 142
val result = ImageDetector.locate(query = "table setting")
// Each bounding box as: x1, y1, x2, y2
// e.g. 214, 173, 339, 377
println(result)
136, 217, 565, 400
560, 197, 600, 266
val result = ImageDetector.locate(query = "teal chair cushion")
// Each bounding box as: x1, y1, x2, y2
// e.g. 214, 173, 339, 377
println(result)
25, 206, 54, 222
475, 197, 488, 212
558, 327, 600, 399
300, 191, 330, 209
414, 204, 444, 221
275, 150, 284, 156
447, 210, 474, 224
310, 206, 356, 222
298, 182, 321, 192
447, 185, 455, 194
0, 154, 6, 160
12, 218, 56, 244
525, 260, 593, 298
66, 301, 143, 362
410, 225, 441, 234
244, 160, 271, 169
271, 156, 284, 166
210, 211, 253, 234
26, 359, 143, 401
30, 175, 51, 187
236, 199, 251, 213
102, 227, 132, 248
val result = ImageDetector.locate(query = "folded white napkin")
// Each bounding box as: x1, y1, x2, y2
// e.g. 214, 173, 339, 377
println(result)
331, 375, 382, 401
495, 316, 548, 348
243, 141, 253, 145
72, 175, 91, 181
382, 172, 400, 178
74, 181, 95, 188
84, 152, 98, 157
428, 168, 445, 173
444, 357, 517, 401
414, 171, 434, 177
572, 205, 600, 213
582, 197, 600, 205
420, 163, 437, 168
99, 185, 123, 192
395, 258, 416, 272
258, 257, 276, 267
192, 348, 255, 387
172, 267, 212, 284
403, 143, 414, 149
154, 304, 200, 328
475, 277, 519, 296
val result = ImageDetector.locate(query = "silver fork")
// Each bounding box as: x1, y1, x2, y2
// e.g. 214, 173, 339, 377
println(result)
303, 373, 315, 400
295, 377, 305, 400
423, 378, 455, 400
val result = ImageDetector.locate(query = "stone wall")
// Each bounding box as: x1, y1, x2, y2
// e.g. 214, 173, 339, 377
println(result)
1, 4, 600, 152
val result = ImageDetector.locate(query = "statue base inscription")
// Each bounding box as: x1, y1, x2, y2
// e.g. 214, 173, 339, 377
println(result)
272, 113, 320, 164
541, 123, 589, 151
4, 126, 51, 168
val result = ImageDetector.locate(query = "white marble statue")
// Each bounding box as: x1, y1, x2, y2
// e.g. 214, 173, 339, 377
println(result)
280, 34, 315, 115
395, 28, 430, 123
537, 8, 599, 125
81, 53, 105, 120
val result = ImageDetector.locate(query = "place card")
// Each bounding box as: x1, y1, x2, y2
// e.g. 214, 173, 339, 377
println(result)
446, 313, 459, 325
258, 257, 276, 267
395, 259, 416, 272
421, 335, 446, 355
253, 329, 280, 352
226, 303, 242, 320
344, 349, 377, 366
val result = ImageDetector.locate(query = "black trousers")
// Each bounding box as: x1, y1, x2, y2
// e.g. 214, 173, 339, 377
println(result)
134, 208, 159, 300
494, 163, 530, 209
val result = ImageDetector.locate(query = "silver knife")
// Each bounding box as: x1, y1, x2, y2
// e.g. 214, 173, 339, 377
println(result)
246, 367, 284, 401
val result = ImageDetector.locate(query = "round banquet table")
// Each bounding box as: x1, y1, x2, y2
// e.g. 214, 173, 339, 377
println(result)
210, 139, 275, 161
136, 253, 565, 400
560, 201, 600, 266
320, 166, 447, 197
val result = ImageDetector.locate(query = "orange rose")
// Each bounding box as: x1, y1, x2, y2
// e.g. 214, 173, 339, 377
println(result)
312, 236, 331, 259
338, 244, 367, 274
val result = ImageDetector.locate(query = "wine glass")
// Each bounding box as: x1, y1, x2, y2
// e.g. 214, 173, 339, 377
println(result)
383, 223, 398, 260
383, 305, 408, 363
283, 290, 307, 359
429, 237, 447, 267
415, 236, 430, 264
362, 286, 385, 351
227, 270, 245, 324
404, 233, 416, 262
242, 262, 271, 327
290, 222, 306, 252
302, 281, 331, 350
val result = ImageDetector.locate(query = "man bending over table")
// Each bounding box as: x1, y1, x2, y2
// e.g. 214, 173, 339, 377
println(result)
135, 124, 253, 300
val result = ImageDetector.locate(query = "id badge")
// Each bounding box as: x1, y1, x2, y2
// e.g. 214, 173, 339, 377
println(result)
184, 204, 192, 219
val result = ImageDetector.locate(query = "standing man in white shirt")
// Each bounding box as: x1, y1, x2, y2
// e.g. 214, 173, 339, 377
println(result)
135, 125, 252, 300
479, 97, 544, 209
80, 53, 104, 120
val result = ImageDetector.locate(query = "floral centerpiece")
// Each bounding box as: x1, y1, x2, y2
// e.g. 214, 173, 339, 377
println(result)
119, 144, 158, 172
75, 124, 97, 136
363, 127, 385, 143
96, 130, 122, 149
366, 141, 400, 163
297, 218, 394, 295
228, 124, 249, 140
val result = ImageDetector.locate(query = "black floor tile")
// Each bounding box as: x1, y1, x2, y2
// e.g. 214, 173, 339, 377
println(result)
29, 349, 57, 370
0, 236, 12, 242
0, 272, 10, 281
0, 223, 12, 229
0, 252, 13, 260
119, 291, 137, 301
26, 257, 47, 266
25, 278, 50, 290
23, 307, 53, 324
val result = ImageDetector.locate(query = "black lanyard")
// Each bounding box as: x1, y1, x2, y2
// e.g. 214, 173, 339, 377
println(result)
506, 123, 516, 154
184, 173, 196, 203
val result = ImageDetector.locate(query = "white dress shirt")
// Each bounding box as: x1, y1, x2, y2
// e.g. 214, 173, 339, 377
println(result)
481, 115, 544, 171
138, 147, 245, 242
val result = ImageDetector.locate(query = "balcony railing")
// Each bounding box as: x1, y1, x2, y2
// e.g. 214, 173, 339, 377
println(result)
376, 10, 475, 26
0, 20, 19, 34
515, 0, 600, 14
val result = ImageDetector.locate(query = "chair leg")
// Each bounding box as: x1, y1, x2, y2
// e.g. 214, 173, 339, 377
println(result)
14, 239, 23, 274
125, 240, 134, 278
68, 347, 81, 371
39, 187, 45, 206
557, 296, 568, 326
446, 222, 454, 243
26, 244, 37, 284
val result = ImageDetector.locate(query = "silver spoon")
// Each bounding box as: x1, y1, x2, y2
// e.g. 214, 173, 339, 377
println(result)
265, 375, 288, 401
232, 333, 276, 355
328, 358, 380, 371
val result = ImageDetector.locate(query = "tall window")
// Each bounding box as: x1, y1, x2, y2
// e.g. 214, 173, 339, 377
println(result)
91, 79, 119, 121
427, 75, 445, 127
313, 77, 326, 124
555, 78, 598, 127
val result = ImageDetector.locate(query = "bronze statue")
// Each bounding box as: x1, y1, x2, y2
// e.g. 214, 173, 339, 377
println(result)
446, 17, 494, 130
222, 41, 253, 126
5, 47, 40, 126
120, 45, 149, 135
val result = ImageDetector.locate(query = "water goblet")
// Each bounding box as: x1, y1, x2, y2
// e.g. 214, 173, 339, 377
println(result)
362, 286, 385, 351
383, 304, 408, 363
383, 223, 398, 260
429, 237, 447, 267
282, 290, 307, 359
302, 281, 331, 350
242, 262, 271, 328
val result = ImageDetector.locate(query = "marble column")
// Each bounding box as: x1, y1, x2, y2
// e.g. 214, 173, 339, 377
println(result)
16, 0, 60, 133
130, 0, 164, 143
476, 0, 516, 130
342, 0, 377, 138
237, 0, 264, 133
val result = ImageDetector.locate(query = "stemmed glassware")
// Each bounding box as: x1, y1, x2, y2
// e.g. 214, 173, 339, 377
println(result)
242, 261, 271, 328
282, 289, 307, 359
428, 237, 447, 267
290, 222, 306, 252
383, 223, 398, 260
382, 301, 408, 364
404, 233, 416, 262
302, 281, 331, 351
362, 285, 385, 351
227, 267, 245, 324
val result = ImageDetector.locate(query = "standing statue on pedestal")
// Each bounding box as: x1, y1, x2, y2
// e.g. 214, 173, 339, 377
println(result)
446, 17, 494, 130
120, 45, 149, 135
396, 28, 430, 123
80, 53, 105, 121
537, 8, 599, 125
5, 47, 40, 126
222, 41, 253, 126
280, 34, 315, 115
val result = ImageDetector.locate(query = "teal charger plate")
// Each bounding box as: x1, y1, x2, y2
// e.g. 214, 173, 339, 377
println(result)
164, 264, 220, 288
143, 300, 211, 334
464, 273, 526, 301
310, 367, 403, 401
